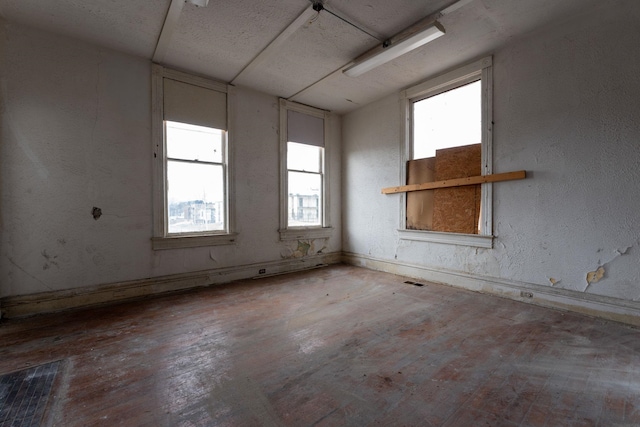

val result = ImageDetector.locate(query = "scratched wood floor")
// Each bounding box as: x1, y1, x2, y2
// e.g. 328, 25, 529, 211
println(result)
1, 264, 640, 426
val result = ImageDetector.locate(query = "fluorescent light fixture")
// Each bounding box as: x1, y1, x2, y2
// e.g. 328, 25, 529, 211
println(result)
343, 21, 445, 77
187, 0, 209, 6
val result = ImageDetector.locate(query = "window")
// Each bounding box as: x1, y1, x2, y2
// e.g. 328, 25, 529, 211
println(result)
288, 141, 322, 227
166, 122, 225, 234
279, 100, 333, 240
151, 65, 236, 249
413, 80, 481, 160
399, 56, 493, 248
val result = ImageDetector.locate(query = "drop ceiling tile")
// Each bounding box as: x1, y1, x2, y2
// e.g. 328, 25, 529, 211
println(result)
233, 11, 374, 99
323, 0, 452, 40
0, 0, 168, 58
162, 0, 308, 83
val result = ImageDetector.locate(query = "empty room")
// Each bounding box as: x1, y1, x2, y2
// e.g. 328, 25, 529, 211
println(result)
1, 0, 640, 425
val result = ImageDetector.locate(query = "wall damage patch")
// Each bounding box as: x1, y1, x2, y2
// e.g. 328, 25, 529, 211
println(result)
549, 278, 560, 285
41, 250, 59, 270
586, 267, 605, 285
91, 207, 102, 220
583, 241, 637, 293
296, 240, 311, 257
281, 239, 328, 259
617, 246, 631, 256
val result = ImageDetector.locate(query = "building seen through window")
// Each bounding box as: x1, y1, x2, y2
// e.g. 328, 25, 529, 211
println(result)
165, 121, 226, 234
287, 141, 322, 226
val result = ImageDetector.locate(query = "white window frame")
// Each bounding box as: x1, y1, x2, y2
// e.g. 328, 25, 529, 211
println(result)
279, 99, 333, 241
151, 65, 237, 250
398, 56, 493, 248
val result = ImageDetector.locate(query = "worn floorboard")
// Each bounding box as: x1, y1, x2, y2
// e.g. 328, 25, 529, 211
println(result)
1, 265, 639, 426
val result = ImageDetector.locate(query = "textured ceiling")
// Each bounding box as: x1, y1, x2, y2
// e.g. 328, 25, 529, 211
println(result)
164, 0, 306, 82
0, 0, 603, 114
232, 11, 372, 98
0, 0, 169, 58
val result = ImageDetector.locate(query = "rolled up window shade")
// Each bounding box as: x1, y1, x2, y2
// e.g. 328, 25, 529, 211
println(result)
163, 78, 227, 130
287, 110, 324, 147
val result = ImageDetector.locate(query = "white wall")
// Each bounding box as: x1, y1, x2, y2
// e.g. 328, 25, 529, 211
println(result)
0, 20, 341, 299
342, 3, 640, 303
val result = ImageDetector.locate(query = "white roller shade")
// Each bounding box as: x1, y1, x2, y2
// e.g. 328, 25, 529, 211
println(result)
163, 78, 227, 130
287, 110, 324, 147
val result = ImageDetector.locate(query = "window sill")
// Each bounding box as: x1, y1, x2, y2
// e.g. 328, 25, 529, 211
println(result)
398, 229, 493, 248
152, 233, 238, 250
279, 227, 333, 241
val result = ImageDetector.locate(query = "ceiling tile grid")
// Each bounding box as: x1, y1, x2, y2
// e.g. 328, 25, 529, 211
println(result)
0, 0, 610, 113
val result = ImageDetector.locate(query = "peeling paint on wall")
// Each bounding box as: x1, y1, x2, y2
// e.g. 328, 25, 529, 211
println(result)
297, 241, 311, 257
617, 246, 631, 256
281, 239, 328, 259
583, 241, 636, 293
549, 278, 559, 285
586, 267, 605, 285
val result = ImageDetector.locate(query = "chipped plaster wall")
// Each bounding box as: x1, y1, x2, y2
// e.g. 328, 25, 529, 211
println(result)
0, 20, 341, 298
342, 2, 640, 303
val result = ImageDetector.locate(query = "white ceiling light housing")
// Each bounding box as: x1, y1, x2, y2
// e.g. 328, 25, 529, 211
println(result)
343, 21, 445, 77
187, 0, 209, 7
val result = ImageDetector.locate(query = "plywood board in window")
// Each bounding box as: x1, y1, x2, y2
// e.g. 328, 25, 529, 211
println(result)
406, 157, 436, 230
432, 144, 481, 234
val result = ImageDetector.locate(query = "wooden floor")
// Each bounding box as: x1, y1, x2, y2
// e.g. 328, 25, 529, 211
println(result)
1, 265, 640, 426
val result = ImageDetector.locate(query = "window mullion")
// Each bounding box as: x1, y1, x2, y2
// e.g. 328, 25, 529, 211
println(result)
287, 168, 322, 175
167, 157, 221, 166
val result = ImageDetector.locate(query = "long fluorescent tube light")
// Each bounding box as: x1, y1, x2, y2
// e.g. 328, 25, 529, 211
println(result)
343, 21, 445, 77
187, 0, 209, 6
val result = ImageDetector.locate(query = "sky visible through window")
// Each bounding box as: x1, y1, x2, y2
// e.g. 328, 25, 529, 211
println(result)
413, 80, 481, 159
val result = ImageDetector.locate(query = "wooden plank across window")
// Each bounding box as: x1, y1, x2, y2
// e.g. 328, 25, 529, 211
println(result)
382, 170, 526, 195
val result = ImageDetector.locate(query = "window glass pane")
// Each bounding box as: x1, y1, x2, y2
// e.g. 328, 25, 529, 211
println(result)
288, 142, 322, 173
166, 121, 223, 163
288, 171, 321, 227
413, 80, 481, 160
167, 161, 224, 234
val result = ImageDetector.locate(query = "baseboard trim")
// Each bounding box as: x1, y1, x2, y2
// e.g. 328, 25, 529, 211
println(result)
342, 252, 640, 327
6, 251, 639, 326
0, 252, 342, 318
